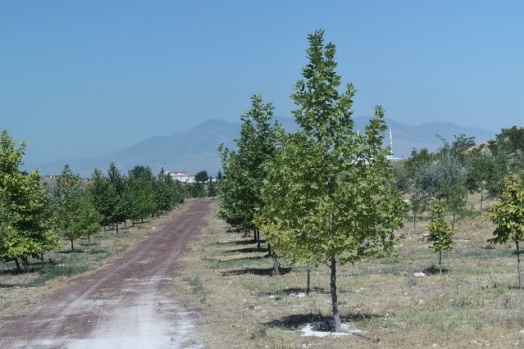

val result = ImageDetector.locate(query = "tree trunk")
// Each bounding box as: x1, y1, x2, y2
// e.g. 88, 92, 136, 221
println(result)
413, 213, 417, 231
330, 256, 342, 332
70, 238, 74, 252
480, 189, 484, 211
115, 223, 119, 233
14, 258, 22, 273
256, 230, 261, 251
439, 249, 442, 274
517, 240, 522, 290
271, 251, 280, 275
306, 264, 311, 296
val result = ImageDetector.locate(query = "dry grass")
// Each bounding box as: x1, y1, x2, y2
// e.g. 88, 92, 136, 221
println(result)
175, 199, 524, 349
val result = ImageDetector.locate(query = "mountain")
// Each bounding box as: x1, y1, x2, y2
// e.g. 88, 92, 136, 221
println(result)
28, 118, 496, 178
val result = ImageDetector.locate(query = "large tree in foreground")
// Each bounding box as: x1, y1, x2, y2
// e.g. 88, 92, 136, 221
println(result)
256, 30, 406, 332
0, 130, 58, 271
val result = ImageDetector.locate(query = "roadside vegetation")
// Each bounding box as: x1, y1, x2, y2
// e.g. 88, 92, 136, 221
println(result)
0, 128, 217, 275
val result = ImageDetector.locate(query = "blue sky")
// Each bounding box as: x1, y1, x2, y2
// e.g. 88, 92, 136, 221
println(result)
2, 1, 523, 165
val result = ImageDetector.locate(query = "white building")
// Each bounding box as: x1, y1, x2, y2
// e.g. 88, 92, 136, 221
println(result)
166, 170, 196, 183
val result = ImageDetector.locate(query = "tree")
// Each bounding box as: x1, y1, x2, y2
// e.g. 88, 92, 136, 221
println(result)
0, 130, 58, 271
154, 169, 184, 213
488, 175, 524, 289
86, 168, 111, 228
106, 163, 127, 232
207, 176, 218, 197
126, 166, 156, 224
54, 164, 84, 251
218, 94, 281, 250
194, 170, 209, 183
416, 153, 468, 228
256, 30, 406, 332
424, 202, 454, 273
72, 190, 102, 246
465, 147, 495, 211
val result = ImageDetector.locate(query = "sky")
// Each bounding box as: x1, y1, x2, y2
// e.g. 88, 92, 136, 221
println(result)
2, 1, 524, 165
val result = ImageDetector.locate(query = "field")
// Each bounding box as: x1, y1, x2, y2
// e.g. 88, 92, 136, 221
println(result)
174, 198, 524, 348
2, 197, 524, 348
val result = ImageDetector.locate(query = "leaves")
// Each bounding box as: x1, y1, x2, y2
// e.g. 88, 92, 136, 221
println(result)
0, 130, 58, 265
257, 31, 406, 267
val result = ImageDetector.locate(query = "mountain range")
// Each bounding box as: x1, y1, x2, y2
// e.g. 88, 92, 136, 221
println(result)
27, 117, 497, 178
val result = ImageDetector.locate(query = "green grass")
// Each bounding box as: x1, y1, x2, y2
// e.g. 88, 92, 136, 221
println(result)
29, 255, 91, 286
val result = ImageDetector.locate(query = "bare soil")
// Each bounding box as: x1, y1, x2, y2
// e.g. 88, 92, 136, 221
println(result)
0, 199, 212, 349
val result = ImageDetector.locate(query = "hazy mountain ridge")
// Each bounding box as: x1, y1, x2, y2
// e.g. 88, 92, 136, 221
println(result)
27, 117, 496, 178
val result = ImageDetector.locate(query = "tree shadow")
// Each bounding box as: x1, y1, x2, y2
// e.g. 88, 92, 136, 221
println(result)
59, 249, 84, 254
211, 239, 256, 246
226, 247, 269, 254
263, 311, 382, 331
222, 266, 292, 276
423, 265, 449, 275
261, 287, 326, 296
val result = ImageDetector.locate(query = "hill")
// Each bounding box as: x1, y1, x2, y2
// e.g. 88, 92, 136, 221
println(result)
27, 118, 496, 178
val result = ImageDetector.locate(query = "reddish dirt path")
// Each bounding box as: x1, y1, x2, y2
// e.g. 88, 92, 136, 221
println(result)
0, 199, 211, 349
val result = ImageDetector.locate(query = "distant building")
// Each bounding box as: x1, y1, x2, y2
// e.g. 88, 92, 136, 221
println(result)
166, 170, 196, 183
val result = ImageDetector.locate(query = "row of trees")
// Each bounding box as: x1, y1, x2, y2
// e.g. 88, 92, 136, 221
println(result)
0, 129, 188, 271
219, 30, 406, 332
398, 126, 524, 229
219, 29, 524, 331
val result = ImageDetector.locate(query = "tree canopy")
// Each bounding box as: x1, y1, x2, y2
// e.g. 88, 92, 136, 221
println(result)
0, 130, 58, 271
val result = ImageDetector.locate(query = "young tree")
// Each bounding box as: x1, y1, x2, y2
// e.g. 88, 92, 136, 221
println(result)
0, 130, 58, 271
218, 94, 281, 250
424, 202, 454, 273
106, 163, 127, 232
154, 169, 184, 213
256, 30, 406, 332
207, 176, 218, 197
126, 166, 156, 224
54, 164, 83, 251
73, 190, 102, 246
488, 175, 524, 289
466, 148, 494, 211
86, 168, 111, 228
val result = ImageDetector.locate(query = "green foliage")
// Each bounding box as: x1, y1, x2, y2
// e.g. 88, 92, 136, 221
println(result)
218, 94, 281, 233
126, 166, 156, 223
488, 175, 524, 244
416, 152, 469, 227
54, 164, 101, 251
488, 175, 524, 289
154, 169, 184, 211
0, 130, 59, 271
424, 202, 454, 273
195, 170, 209, 183
483, 126, 524, 197
259, 30, 405, 267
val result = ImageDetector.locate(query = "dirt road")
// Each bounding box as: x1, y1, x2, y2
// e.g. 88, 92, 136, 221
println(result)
0, 200, 211, 349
